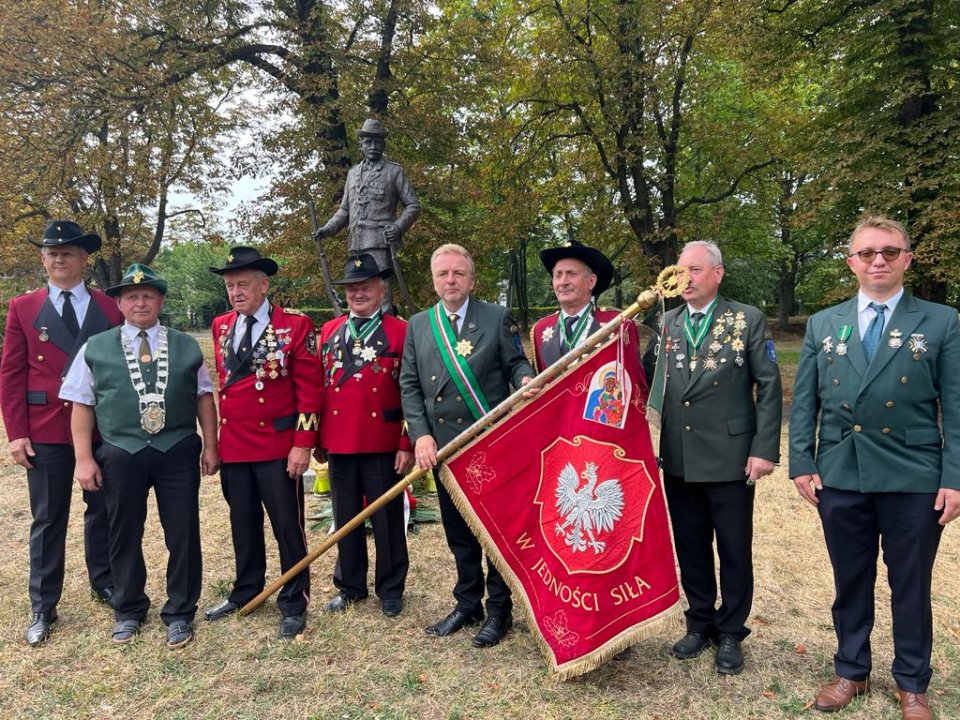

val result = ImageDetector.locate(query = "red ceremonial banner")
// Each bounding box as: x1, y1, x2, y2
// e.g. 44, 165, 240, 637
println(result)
441, 327, 680, 679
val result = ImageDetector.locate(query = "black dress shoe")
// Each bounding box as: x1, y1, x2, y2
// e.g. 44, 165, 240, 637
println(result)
424, 608, 483, 637
279, 612, 306, 639
111, 619, 142, 644
91, 586, 115, 606
322, 591, 364, 613
381, 597, 404, 617
204, 599, 241, 621
26, 610, 58, 646
166, 621, 194, 650
472, 615, 513, 648
672, 631, 714, 659
715, 634, 745, 675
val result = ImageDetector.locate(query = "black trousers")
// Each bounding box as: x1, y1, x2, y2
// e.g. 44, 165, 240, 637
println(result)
435, 469, 511, 618
329, 452, 408, 600
96, 435, 202, 625
664, 473, 755, 640
221, 459, 310, 616
26, 442, 112, 613
818, 487, 943, 693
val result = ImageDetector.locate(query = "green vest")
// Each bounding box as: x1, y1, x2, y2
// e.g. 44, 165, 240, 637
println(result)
84, 326, 203, 454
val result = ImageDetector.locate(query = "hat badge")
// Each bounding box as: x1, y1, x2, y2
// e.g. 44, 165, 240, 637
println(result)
132, 269, 144, 283
227, 254, 234, 263
354, 259, 363, 267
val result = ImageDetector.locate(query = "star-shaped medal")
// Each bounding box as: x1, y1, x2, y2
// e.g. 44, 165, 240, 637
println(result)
360, 346, 377, 362
456, 339, 473, 357
542, 326, 555, 343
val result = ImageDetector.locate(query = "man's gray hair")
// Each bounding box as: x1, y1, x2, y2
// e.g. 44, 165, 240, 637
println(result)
680, 240, 723, 267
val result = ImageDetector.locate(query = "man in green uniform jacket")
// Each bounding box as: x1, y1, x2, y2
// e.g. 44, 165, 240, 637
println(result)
790, 217, 960, 720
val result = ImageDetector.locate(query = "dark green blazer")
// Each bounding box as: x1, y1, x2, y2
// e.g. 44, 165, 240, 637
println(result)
400, 297, 534, 448
789, 293, 960, 492
652, 297, 782, 482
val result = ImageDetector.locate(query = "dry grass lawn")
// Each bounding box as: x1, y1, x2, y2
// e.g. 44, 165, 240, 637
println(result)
1, 334, 958, 719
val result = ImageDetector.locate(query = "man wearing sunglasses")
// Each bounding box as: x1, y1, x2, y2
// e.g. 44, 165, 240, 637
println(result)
790, 216, 960, 720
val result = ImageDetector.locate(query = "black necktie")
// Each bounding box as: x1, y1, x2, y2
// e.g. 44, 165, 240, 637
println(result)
61, 290, 80, 338
448, 313, 460, 339
354, 317, 371, 332
562, 315, 578, 350
691, 311, 704, 334
239, 315, 256, 356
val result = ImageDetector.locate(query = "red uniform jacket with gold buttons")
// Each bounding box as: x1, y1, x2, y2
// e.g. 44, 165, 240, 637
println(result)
212, 304, 322, 462
319, 313, 412, 455
1, 287, 122, 444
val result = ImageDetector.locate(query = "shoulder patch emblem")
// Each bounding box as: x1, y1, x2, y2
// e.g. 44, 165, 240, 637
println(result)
306, 330, 318, 355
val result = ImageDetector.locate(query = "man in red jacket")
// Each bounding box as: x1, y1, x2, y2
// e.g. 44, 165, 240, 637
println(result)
203, 247, 323, 639
317, 254, 414, 617
0, 219, 122, 645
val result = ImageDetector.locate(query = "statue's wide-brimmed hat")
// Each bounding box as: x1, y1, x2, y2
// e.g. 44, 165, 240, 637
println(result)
105, 263, 168, 298
357, 118, 389, 139
208, 246, 279, 276
334, 253, 393, 284
30, 219, 102, 253
539, 240, 614, 297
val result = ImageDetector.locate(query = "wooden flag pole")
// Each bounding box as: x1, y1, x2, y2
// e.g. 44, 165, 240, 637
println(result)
238, 266, 687, 617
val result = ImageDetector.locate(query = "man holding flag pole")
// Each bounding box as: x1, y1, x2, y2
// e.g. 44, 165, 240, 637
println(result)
400, 243, 536, 648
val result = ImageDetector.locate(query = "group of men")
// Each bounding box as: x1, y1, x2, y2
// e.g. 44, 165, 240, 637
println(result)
2, 213, 956, 720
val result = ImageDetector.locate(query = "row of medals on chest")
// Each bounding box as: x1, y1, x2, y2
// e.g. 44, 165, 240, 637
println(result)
220, 324, 289, 391
822, 327, 927, 359
666, 311, 747, 371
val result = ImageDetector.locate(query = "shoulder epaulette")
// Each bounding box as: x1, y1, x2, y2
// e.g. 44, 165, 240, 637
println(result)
283, 308, 306, 316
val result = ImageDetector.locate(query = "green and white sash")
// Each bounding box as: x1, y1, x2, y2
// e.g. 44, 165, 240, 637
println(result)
429, 304, 490, 421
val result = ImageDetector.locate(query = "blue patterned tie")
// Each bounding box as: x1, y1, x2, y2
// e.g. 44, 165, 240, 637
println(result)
862, 302, 887, 362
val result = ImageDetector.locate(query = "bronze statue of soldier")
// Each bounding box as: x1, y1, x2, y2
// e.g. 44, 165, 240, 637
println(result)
313, 119, 421, 312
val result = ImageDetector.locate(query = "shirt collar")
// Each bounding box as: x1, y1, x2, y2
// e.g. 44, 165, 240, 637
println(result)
48, 281, 87, 302
561, 302, 593, 320
686, 296, 718, 315
238, 299, 271, 329
122, 322, 161, 345
441, 296, 470, 322
857, 287, 904, 315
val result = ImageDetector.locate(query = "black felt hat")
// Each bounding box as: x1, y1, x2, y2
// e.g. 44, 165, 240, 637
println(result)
333, 253, 393, 284
30, 219, 102, 253
539, 240, 614, 297
208, 246, 279, 276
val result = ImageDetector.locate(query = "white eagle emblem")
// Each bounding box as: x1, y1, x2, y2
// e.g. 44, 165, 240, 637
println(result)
554, 461, 624, 554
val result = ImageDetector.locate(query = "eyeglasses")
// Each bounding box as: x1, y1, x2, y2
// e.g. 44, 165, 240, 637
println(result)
848, 247, 906, 262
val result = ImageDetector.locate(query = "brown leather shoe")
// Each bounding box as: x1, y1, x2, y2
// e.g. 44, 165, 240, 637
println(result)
814, 676, 870, 711
897, 690, 932, 720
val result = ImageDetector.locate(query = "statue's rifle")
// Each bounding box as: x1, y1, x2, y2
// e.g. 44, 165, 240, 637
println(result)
385, 230, 419, 315
308, 198, 343, 317
237, 266, 689, 618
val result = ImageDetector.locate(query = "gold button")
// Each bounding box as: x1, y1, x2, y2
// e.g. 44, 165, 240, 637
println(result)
683, 401, 690, 407
901, 376, 908, 384
842, 403, 851, 410
456, 418, 463, 424
853, 424, 862, 432
334, 387, 340, 393
372, 387, 378, 393
370, 411, 377, 418
37, 355, 44, 362
712, 381, 719, 387
885, 401, 894, 408
438, 418, 445, 424
827, 357, 833, 364
456, 396, 462, 402
333, 410, 339, 416
436, 396, 442, 403
258, 421, 265, 427
221, 418, 227, 424
832, 378, 840, 386
63, 401, 70, 407
431, 375, 436, 382
684, 425, 692, 432
882, 427, 891, 434
221, 393, 226, 400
